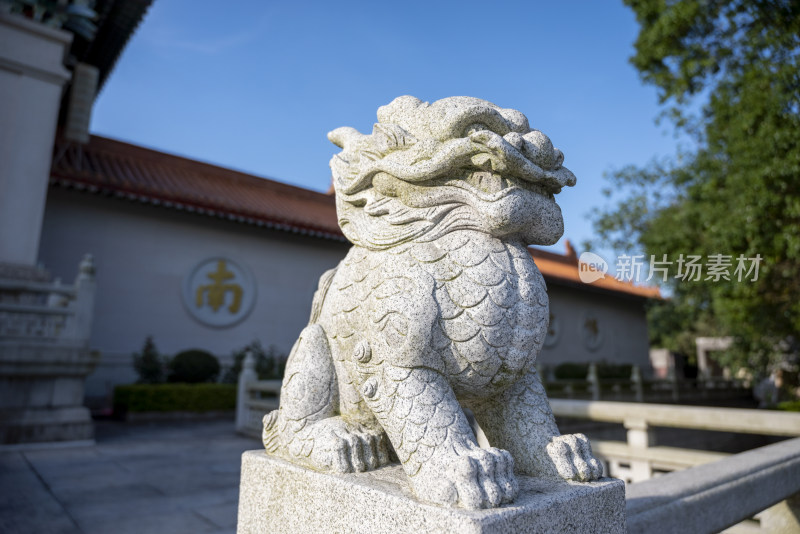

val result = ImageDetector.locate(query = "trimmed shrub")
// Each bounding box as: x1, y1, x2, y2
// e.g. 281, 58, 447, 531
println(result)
133, 337, 165, 384
597, 363, 633, 380
553, 362, 589, 380
167, 349, 220, 383
777, 400, 800, 412
113, 384, 236, 413
552, 362, 635, 381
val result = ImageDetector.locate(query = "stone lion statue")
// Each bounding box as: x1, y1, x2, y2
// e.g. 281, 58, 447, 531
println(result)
262, 96, 603, 509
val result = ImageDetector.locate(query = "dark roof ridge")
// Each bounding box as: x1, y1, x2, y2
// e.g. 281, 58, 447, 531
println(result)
50, 134, 344, 240
84, 134, 335, 202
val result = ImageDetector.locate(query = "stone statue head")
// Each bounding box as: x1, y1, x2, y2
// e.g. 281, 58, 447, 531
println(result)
328, 95, 576, 250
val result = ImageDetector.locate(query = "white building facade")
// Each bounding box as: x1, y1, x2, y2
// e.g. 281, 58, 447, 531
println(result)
40, 135, 659, 407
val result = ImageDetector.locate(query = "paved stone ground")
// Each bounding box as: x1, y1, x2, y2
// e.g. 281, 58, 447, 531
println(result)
1, 415, 778, 534
0, 419, 260, 534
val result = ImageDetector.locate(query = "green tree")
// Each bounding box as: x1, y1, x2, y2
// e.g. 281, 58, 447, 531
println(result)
220, 340, 287, 384
591, 0, 800, 374
133, 337, 165, 384
167, 349, 221, 383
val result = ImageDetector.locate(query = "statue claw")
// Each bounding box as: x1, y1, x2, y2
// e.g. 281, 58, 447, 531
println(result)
412, 446, 518, 510
546, 433, 604, 482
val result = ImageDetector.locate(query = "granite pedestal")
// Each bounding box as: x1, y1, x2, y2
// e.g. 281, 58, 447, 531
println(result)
238, 450, 626, 534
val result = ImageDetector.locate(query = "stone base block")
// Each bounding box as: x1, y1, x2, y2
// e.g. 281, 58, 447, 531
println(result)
0, 406, 94, 444
238, 451, 626, 534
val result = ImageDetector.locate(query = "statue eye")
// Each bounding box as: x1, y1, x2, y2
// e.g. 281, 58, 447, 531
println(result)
465, 123, 490, 136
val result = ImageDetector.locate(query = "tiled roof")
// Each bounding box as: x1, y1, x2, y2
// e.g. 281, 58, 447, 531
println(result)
50, 135, 660, 299
530, 245, 662, 300
51, 135, 345, 240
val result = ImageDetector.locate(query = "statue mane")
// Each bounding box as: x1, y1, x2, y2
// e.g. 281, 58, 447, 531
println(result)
327, 96, 576, 250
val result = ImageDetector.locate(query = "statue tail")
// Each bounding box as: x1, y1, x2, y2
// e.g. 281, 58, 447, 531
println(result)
262, 411, 280, 452
308, 266, 337, 324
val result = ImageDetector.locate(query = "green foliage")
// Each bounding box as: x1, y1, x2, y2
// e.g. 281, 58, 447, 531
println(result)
167, 349, 220, 384
777, 400, 800, 412
553, 362, 589, 380
591, 0, 800, 375
221, 341, 287, 383
132, 337, 165, 384
553, 362, 634, 380
596, 363, 634, 380
113, 384, 236, 413
646, 298, 724, 364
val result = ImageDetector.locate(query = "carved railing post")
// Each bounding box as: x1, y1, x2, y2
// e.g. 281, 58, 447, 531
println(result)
68, 254, 96, 340
587, 362, 600, 400
625, 418, 654, 482
236, 350, 257, 433
760, 491, 800, 532
47, 278, 68, 307
631, 365, 644, 403
671, 370, 680, 402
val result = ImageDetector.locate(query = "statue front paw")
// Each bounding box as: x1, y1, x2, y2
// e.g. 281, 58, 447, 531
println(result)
266, 414, 392, 474
545, 433, 604, 482
307, 419, 392, 473
412, 446, 518, 509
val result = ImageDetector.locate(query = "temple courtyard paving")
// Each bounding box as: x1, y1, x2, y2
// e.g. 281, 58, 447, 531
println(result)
1, 414, 782, 533
0, 419, 259, 534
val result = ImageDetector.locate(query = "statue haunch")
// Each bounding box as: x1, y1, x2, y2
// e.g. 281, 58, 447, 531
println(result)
262, 96, 603, 509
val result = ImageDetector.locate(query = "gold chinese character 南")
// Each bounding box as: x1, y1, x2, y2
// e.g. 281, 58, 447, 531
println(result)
196, 260, 243, 314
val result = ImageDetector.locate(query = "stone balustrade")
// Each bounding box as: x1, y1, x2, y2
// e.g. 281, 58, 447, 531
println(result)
550, 399, 800, 436
551, 399, 800, 483
626, 437, 800, 533
0, 267, 93, 343
0, 255, 98, 444
235, 351, 280, 436
540, 362, 751, 404
237, 376, 800, 531
551, 399, 800, 532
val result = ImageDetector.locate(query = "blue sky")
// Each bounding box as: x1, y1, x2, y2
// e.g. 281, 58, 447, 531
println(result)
91, 0, 679, 256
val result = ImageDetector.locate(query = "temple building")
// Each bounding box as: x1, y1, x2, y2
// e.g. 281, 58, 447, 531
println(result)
42, 135, 660, 407
0, 0, 155, 442
0, 3, 659, 419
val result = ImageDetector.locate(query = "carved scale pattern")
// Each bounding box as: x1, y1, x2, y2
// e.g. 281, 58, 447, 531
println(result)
326, 231, 549, 397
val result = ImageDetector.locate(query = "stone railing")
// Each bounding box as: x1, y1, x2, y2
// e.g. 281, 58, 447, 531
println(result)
236, 374, 798, 471
540, 363, 750, 404
551, 399, 800, 483
235, 351, 281, 436
0, 255, 99, 444
236, 374, 800, 532
0, 258, 94, 342
626, 436, 800, 533
552, 399, 800, 533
